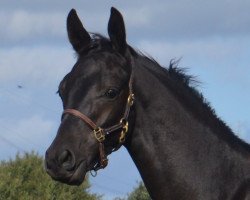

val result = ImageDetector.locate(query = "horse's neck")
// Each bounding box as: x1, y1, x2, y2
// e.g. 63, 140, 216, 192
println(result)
125, 61, 250, 199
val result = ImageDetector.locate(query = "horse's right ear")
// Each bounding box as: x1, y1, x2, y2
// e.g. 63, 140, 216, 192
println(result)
67, 9, 91, 53
108, 7, 127, 55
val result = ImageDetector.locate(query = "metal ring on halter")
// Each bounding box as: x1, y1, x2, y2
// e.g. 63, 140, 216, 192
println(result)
90, 170, 97, 177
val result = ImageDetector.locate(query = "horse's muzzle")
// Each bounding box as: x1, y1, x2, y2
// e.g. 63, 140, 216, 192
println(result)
45, 149, 86, 185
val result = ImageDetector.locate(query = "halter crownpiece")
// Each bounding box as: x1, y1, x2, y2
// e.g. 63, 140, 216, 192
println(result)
62, 80, 134, 171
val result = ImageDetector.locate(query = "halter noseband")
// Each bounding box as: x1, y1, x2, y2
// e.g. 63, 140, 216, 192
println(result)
62, 77, 134, 171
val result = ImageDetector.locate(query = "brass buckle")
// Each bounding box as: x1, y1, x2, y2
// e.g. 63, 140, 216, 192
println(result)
119, 119, 129, 143
127, 93, 135, 106
94, 128, 105, 142
119, 131, 126, 143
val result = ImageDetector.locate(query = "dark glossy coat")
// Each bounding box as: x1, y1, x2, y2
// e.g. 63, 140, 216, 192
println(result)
45, 7, 250, 200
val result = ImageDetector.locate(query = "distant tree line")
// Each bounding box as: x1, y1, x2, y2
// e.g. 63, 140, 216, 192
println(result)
114, 182, 151, 200
0, 152, 150, 200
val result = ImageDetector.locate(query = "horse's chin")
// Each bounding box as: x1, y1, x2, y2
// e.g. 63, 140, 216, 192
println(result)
51, 161, 87, 186
47, 160, 88, 186
66, 161, 87, 185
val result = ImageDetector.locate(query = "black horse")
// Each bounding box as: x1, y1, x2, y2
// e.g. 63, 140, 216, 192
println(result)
45, 7, 250, 199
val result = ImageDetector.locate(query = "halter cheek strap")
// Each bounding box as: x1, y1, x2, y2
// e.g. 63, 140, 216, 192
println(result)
62, 92, 134, 171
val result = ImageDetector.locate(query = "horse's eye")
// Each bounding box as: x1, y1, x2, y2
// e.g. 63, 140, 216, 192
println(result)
104, 89, 119, 99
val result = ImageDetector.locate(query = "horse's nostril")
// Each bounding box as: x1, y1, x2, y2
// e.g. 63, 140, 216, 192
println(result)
58, 150, 75, 171
58, 150, 70, 164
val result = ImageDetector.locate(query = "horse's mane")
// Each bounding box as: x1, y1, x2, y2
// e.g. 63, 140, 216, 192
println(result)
87, 34, 250, 153
135, 49, 250, 153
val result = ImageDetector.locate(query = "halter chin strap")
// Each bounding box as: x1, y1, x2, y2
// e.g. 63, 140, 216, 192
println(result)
62, 86, 134, 171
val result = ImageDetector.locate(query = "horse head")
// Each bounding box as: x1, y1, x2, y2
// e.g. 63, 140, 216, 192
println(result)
45, 7, 134, 185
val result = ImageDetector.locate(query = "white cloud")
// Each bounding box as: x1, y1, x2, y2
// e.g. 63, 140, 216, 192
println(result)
0, 115, 56, 156
123, 6, 153, 28
136, 37, 250, 80
127, 0, 250, 39
0, 45, 75, 86
1, 0, 250, 45
0, 10, 66, 45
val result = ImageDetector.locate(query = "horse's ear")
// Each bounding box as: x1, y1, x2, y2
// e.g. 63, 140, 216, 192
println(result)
108, 7, 127, 54
67, 9, 91, 53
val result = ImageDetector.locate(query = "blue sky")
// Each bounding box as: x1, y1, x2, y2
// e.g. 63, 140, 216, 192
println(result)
0, 0, 250, 199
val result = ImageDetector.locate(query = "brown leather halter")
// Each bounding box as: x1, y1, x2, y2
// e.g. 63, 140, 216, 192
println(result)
62, 77, 134, 171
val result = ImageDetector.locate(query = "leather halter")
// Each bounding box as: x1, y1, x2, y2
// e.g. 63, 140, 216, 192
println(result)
62, 77, 134, 171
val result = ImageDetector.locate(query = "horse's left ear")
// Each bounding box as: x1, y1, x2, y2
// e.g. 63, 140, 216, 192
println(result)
108, 7, 127, 55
